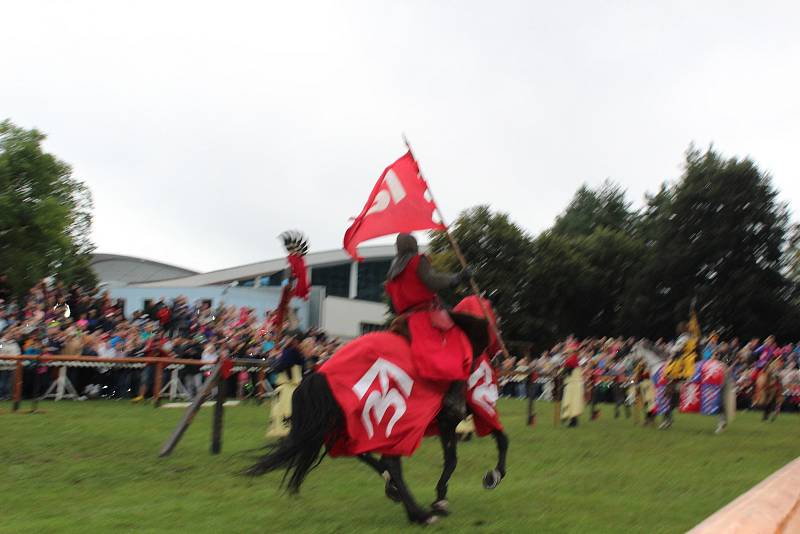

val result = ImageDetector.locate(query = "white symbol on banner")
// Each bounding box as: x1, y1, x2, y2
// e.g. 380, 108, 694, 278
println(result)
468, 361, 498, 416
702, 360, 723, 383
352, 358, 414, 438
366, 170, 407, 216
681, 383, 699, 410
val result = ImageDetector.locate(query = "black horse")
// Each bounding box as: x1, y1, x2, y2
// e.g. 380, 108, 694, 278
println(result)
247, 310, 509, 525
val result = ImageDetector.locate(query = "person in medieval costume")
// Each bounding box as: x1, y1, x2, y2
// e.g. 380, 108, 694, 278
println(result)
660, 314, 700, 430
384, 233, 474, 416
714, 352, 737, 434
266, 231, 311, 438
266, 333, 314, 438
753, 356, 784, 422
609, 354, 632, 419
632, 359, 657, 426
560, 353, 584, 427
585, 357, 605, 421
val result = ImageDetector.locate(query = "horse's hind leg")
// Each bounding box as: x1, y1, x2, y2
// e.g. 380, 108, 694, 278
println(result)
358, 454, 401, 503
382, 455, 436, 525
483, 430, 508, 489
432, 415, 458, 515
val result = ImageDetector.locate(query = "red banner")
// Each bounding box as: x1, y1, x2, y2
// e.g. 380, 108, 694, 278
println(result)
343, 151, 446, 260
287, 254, 309, 300
679, 382, 701, 413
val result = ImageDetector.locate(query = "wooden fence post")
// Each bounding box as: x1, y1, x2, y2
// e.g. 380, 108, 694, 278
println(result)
153, 362, 164, 407
257, 368, 266, 404
12, 360, 23, 412
159, 360, 224, 457
210, 375, 227, 454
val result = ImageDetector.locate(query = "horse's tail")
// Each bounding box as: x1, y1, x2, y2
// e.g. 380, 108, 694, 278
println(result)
246, 372, 343, 493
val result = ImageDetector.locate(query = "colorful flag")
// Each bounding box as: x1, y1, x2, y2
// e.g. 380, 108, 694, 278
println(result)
343, 151, 446, 260
287, 254, 309, 299
680, 382, 701, 412
700, 359, 725, 415
701, 384, 722, 415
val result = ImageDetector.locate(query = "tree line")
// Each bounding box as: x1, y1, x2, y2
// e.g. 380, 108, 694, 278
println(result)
0, 120, 97, 297
3, 119, 799, 347
430, 146, 800, 348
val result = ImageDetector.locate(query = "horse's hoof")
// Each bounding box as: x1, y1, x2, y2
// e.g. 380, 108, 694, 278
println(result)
385, 480, 402, 503
482, 469, 503, 489
431, 499, 450, 516
409, 512, 439, 525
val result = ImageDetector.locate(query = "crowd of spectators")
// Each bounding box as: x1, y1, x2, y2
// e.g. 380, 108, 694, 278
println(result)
495, 335, 800, 412
0, 277, 341, 401
3, 275, 800, 414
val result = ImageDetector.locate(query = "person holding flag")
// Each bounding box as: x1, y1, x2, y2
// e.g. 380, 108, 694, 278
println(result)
343, 144, 511, 418
265, 231, 311, 438
659, 307, 701, 429
385, 232, 474, 415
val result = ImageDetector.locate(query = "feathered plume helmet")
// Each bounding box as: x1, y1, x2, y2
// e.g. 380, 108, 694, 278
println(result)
279, 230, 309, 256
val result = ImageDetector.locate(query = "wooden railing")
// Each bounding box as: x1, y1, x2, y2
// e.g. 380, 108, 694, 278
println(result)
0, 354, 273, 411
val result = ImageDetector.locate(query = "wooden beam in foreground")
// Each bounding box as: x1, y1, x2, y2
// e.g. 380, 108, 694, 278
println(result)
688, 456, 800, 534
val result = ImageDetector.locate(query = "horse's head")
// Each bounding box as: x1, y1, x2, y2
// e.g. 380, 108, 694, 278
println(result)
453, 296, 499, 358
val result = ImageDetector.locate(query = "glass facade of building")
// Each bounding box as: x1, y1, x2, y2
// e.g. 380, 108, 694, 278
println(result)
356, 260, 390, 302
258, 271, 284, 287
227, 258, 391, 302
311, 263, 351, 298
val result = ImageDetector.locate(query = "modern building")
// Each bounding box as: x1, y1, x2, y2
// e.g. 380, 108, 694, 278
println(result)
90, 245, 412, 339
90, 253, 198, 286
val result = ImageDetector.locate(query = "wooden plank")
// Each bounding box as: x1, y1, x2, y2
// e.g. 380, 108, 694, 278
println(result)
689, 457, 800, 534
158, 361, 223, 457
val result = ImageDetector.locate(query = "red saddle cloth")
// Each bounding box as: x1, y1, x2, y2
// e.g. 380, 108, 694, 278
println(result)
385, 255, 473, 382
319, 332, 449, 457
406, 310, 473, 382
454, 296, 503, 436
466, 353, 504, 436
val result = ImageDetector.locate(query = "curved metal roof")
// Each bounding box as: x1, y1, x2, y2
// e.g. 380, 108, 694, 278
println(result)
133, 244, 404, 288
91, 254, 199, 285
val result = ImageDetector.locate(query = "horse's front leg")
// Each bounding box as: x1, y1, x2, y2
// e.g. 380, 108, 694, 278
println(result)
432, 414, 459, 515
357, 453, 401, 503
483, 429, 508, 489
382, 455, 437, 525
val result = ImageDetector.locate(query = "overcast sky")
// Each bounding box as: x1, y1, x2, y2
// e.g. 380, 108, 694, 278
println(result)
5, 1, 799, 272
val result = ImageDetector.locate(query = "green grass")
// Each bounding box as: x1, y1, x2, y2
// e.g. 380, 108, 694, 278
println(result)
1, 399, 797, 534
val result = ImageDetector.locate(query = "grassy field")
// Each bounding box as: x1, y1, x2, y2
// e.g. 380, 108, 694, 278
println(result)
1, 398, 798, 534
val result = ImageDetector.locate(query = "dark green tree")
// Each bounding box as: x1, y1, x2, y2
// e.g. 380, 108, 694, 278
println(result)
0, 120, 97, 297
622, 146, 795, 339
428, 205, 535, 341
787, 223, 800, 285
523, 231, 598, 344
551, 180, 635, 237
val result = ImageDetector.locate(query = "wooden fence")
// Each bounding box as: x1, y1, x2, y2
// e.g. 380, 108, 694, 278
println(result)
0, 354, 273, 411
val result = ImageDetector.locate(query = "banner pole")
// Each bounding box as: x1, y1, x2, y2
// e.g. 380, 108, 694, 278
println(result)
402, 135, 512, 361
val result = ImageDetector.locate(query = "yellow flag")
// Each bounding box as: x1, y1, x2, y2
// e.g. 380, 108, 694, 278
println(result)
666, 308, 701, 380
